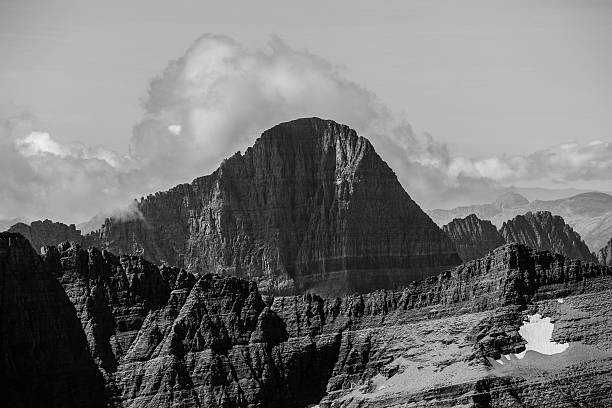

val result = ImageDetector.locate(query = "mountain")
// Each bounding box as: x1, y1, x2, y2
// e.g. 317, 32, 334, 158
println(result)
500, 211, 597, 263
5, 233, 612, 407
7, 219, 89, 253
598, 238, 612, 266
429, 191, 612, 252
91, 118, 461, 295
442, 214, 504, 261
0, 216, 27, 232
0, 232, 107, 407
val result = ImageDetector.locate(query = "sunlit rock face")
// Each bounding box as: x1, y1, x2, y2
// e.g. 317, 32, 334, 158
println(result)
92, 118, 461, 295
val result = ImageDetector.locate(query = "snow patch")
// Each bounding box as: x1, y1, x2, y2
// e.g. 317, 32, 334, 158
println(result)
514, 314, 568, 359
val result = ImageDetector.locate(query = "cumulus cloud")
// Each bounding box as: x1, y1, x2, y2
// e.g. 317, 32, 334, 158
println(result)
1, 34, 610, 223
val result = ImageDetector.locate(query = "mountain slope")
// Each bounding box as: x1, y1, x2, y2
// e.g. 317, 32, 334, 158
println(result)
500, 211, 597, 263
92, 118, 461, 294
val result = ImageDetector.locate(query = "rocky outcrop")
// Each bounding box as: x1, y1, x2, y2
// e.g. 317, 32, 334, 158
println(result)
0, 232, 107, 407
8, 219, 90, 253
500, 211, 597, 263
443, 214, 505, 261
598, 238, 612, 266
92, 118, 461, 295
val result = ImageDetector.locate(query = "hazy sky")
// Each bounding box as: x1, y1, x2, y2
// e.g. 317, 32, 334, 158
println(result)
1, 0, 611, 222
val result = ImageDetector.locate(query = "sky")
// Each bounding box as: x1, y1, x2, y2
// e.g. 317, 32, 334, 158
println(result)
1, 0, 611, 223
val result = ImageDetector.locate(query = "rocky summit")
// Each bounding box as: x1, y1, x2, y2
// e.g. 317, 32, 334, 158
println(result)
443, 214, 505, 262
91, 118, 461, 295
500, 211, 597, 263
3, 233, 612, 407
7, 219, 89, 253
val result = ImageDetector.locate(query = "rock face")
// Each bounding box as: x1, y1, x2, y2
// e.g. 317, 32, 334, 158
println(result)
443, 214, 505, 261
0, 232, 107, 407
118, 243, 611, 408
598, 238, 612, 266
4, 234, 612, 407
500, 211, 597, 263
8, 219, 89, 253
92, 118, 461, 295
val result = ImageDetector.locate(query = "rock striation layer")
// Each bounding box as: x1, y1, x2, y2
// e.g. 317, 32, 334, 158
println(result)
92, 118, 461, 294
443, 214, 505, 261
598, 238, 612, 266
500, 211, 597, 263
0, 232, 108, 407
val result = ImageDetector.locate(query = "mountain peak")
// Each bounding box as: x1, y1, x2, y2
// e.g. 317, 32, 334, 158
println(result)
493, 192, 529, 209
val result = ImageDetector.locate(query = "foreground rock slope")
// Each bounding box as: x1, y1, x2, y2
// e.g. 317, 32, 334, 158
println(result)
6, 233, 612, 407
92, 118, 461, 294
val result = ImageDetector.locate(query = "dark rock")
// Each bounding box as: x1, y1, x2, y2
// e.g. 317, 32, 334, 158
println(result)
8, 219, 88, 253
91, 118, 461, 295
0, 232, 107, 408
443, 214, 505, 261
500, 211, 597, 262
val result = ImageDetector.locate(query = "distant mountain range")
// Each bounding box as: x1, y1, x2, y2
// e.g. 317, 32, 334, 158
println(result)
428, 191, 612, 253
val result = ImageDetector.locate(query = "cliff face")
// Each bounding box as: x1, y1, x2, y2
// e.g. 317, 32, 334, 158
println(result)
443, 214, 505, 261
7, 219, 89, 253
93, 118, 461, 295
500, 211, 597, 263
599, 238, 612, 266
0, 233, 107, 408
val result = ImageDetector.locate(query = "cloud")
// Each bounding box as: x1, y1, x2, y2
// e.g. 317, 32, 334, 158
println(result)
1, 34, 611, 223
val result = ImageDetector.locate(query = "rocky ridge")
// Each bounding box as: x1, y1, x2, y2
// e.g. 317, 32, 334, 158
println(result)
500, 211, 597, 263
443, 211, 597, 263
429, 191, 612, 252
90, 118, 461, 295
6, 232, 612, 407
7, 219, 92, 253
